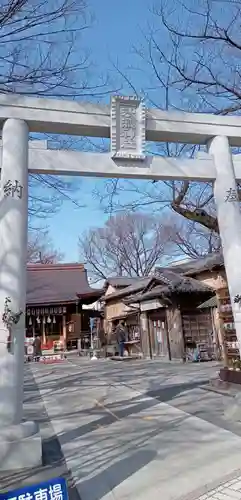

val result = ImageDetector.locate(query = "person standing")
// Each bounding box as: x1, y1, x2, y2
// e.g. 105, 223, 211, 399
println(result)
33, 335, 42, 361
115, 321, 127, 357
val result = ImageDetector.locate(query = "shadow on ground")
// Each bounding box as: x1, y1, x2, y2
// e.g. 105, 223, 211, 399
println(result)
0, 367, 80, 500
39, 379, 207, 446
75, 449, 156, 500
20, 360, 229, 500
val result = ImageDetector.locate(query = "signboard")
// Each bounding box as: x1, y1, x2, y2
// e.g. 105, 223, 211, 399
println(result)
27, 306, 67, 316
40, 354, 64, 363
0, 477, 68, 500
140, 299, 164, 312
27, 344, 34, 356
111, 96, 146, 160
25, 337, 34, 346
89, 317, 95, 333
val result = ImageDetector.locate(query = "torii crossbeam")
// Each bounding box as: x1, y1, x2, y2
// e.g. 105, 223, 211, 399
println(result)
0, 94, 241, 470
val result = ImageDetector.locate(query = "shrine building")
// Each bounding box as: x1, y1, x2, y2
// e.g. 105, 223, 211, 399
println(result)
25, 263, 102, 350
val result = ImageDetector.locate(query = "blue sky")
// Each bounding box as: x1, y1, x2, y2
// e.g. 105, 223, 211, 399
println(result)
45, 0, 154, 262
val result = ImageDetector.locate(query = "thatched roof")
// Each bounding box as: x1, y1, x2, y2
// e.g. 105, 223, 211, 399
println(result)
104, 253, 221, 304
197, 296, 217, 309
159, 276, 212, 296
104, 276, 139, 290
164, 252, 224, 277
124, 272, 212, 304
103, 277, 161, 302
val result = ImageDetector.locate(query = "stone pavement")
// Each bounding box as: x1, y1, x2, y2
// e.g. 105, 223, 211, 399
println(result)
30, 359, 241, 500
0, 365, 80, 499
200, 475, 241, 500
179, 470, 241, 500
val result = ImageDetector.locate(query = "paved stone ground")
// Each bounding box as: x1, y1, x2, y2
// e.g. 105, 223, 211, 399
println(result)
30, 358, 241, 500
200, 475, 241, 500
0, 365, 80, 499
3, 358, 241, 500
178, 471, 241, 500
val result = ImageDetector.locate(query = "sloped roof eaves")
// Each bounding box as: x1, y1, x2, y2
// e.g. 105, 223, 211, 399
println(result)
197, 296, 217, 309
26, 265, 99, 305
125, 286, 165, 304
169, 252, 224, 276
185, 255, 224, 276
77, 290, 103, 303
126, 277, 212, 304
104, 277, 139, 289
104, 277, 152, 302
108, 310, 139, 321
160, 278, 212, 295
154, 268, 190, 283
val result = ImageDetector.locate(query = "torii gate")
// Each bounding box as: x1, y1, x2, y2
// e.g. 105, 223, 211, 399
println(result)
0, 94, 241, 470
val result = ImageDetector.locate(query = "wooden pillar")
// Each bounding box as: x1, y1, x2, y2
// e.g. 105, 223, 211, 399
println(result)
77, 302, 82, 340
140, 312, 152, 358
148, 317, 156, 356
210, 307, 221, 360
62, 314, 67, 349
166, 306, 184, 360
80, 305, 82, 337
42, 319, 46, 345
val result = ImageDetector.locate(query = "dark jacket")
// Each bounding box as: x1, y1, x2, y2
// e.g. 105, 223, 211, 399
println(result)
115, 325, 127, 344
33, 337, 42, 356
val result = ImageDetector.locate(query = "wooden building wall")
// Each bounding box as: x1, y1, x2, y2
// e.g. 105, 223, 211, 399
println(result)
147, 308, 170, 358
166, 306, 184, 359
193, 269, 227, 290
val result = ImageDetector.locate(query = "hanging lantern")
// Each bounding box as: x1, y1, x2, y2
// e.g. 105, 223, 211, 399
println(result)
53, 316, 56, 324
47, 316, 51, 323
29, 316, 32, 326
43, 317, 46, 324
36, 316, 41, 324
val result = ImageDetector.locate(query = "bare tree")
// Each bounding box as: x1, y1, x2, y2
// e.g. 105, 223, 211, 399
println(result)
27, 230, 64, 263
96, 0, 241, 250
139, 0, 241, 232
0, 0, 109, 98
161, 215, 221, 259
79, 212, 174, 282
0, 0, 113, 224
150, 0, 241, 116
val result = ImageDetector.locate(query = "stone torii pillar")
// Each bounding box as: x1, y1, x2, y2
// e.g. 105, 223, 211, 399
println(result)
0, 118, 41, 471
1, 95, 241, 472
209, 136, 241, 358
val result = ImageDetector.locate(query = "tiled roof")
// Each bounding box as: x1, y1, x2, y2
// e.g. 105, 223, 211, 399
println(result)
26, 263, 101, 305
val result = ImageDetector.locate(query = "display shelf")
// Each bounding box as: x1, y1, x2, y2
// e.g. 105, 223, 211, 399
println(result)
216, 287, 240, 363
